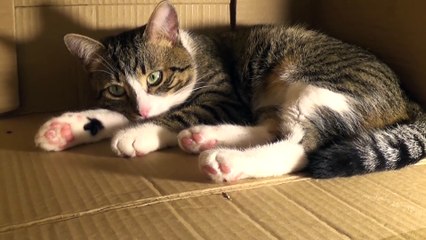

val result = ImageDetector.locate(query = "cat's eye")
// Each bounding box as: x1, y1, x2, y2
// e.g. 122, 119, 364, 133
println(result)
107, 85, 126, 97
147, 71, 163, 86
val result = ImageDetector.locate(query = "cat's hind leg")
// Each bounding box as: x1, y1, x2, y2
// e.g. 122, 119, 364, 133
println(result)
198, 80, 356, 182
196, 114, 304, 183
35, 109, 129, 151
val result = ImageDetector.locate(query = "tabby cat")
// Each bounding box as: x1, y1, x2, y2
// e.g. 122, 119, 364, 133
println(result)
35, 1, 426, 182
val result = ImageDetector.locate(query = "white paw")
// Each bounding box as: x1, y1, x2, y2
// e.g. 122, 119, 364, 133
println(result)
35, 113, 89, 151
111, 123, 166, 158
177, 125, 218, 153
198, 149, 248, 183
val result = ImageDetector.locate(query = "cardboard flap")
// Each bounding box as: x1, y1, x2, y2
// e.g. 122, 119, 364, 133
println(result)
1, 114, 426, 239
0, 0, 19, 113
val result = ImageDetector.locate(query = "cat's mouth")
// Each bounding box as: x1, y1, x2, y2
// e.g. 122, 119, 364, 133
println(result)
127, 112, 144, 121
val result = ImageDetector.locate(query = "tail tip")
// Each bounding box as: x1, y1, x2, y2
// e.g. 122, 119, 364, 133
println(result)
307, 146, 365, 179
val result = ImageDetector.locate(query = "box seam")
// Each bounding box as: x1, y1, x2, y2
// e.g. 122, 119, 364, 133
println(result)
163, 203, 205, 239
15, 2, 230, 8
227, 198, 281, 240
361, 176, 426, 212
0, 175, 308, 233
141, 175, 207, 239
306, 181, 402, 237
269, 186, 352, 239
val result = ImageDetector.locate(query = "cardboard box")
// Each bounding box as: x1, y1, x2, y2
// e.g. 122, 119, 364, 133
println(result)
0, 1, 19, 113
1, 114, 426, 239
310, 0, 426, 107
1, 0, 426, 239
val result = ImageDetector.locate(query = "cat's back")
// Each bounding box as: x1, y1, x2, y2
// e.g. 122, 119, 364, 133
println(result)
230, 25, 399, 85
219, 24, 410, 128
231, 26, 403, 99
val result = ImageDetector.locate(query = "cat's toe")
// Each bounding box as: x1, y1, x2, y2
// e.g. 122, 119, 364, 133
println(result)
199, 150, 223, 182
111, 134, 136, 158
35, 120, 75, 151
111, 129, 157, 158
178, 126, 218, 153
199, 149, 245, 183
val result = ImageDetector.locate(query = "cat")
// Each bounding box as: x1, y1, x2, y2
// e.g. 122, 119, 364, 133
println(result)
35, 0, 426, 182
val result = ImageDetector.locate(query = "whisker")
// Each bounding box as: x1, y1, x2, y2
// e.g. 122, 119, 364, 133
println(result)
94, 53, 116, 74
174, 83, 208, 95
92, 69, 114, 75
97, 60, 115, 74
98, 54, 115, 72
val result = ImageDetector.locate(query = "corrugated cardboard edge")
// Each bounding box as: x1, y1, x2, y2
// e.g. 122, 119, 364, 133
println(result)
15, 0, 231, 7
2, 158, 426, 234
0, 175, 308, 233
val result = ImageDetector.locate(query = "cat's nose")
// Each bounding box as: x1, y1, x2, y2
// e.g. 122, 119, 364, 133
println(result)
139, 106, 150, 118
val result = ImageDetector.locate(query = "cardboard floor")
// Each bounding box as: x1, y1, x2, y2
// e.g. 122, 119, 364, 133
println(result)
1, 114, 426, 239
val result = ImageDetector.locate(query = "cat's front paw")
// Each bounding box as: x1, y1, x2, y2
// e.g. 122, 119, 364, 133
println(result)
199, 149, 247, 183
177, 125, 218, 153
35, 114, 85, 151
111, 124, 165, 158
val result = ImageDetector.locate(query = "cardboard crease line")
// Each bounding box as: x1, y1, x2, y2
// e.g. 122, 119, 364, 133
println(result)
306, 181, 402, 236
226, 200, 280, 240
269, 187, 352, 239
162, 202, 205, 240
361, 176, 426, 214
140, 177, 206, 239
15, 3, 230, 8
0, 175, 307, 233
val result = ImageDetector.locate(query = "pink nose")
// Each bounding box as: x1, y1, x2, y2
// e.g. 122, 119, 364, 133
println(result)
139, 107, 150, 118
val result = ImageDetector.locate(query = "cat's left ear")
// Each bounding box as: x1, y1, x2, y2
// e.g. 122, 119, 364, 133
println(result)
145, 1, 179, 44
64, 34, 105, 69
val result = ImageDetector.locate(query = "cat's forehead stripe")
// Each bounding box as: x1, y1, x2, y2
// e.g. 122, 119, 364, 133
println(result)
141, 64, 146, 75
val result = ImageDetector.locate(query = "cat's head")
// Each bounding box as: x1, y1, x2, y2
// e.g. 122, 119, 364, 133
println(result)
64, 1, 196, 120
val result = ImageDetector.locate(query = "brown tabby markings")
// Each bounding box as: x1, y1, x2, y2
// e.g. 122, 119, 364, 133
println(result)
59, 1, 425, 180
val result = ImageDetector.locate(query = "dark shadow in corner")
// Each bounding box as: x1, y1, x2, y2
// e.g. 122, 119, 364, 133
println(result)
0, 6, 132, 116
0, 34, 20, 117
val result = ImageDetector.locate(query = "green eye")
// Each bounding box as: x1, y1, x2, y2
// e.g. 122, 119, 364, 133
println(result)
147, 71, 163, 86
107, 85, 126, 97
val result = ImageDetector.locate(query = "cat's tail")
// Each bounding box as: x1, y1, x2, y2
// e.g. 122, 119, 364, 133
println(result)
307, 110, 426, 179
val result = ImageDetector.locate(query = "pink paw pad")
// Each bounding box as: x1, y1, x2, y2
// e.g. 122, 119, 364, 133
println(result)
201, 165, 217, 175
218, 163, 231, 174
135, 151, 145, 157
192, 133, 203, 143
181, 137, 196, 149
218, 163, 242, 183
199, 140, 218, 151
226, 173, 243, 183
180, 132, 218, 152
44, 121, 74, 148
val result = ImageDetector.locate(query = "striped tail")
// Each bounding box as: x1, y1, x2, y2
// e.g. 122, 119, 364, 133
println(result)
307, 113, 426, 178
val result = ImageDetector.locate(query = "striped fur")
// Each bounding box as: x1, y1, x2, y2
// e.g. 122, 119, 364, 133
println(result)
223, 25, 425, 178
63, 1, 425, 179
308, 106, 426, 178
64, 13, 250, 127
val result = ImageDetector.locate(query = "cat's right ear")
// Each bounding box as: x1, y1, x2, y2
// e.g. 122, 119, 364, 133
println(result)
64, 34, 104, 69
145, 1, 179, 44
